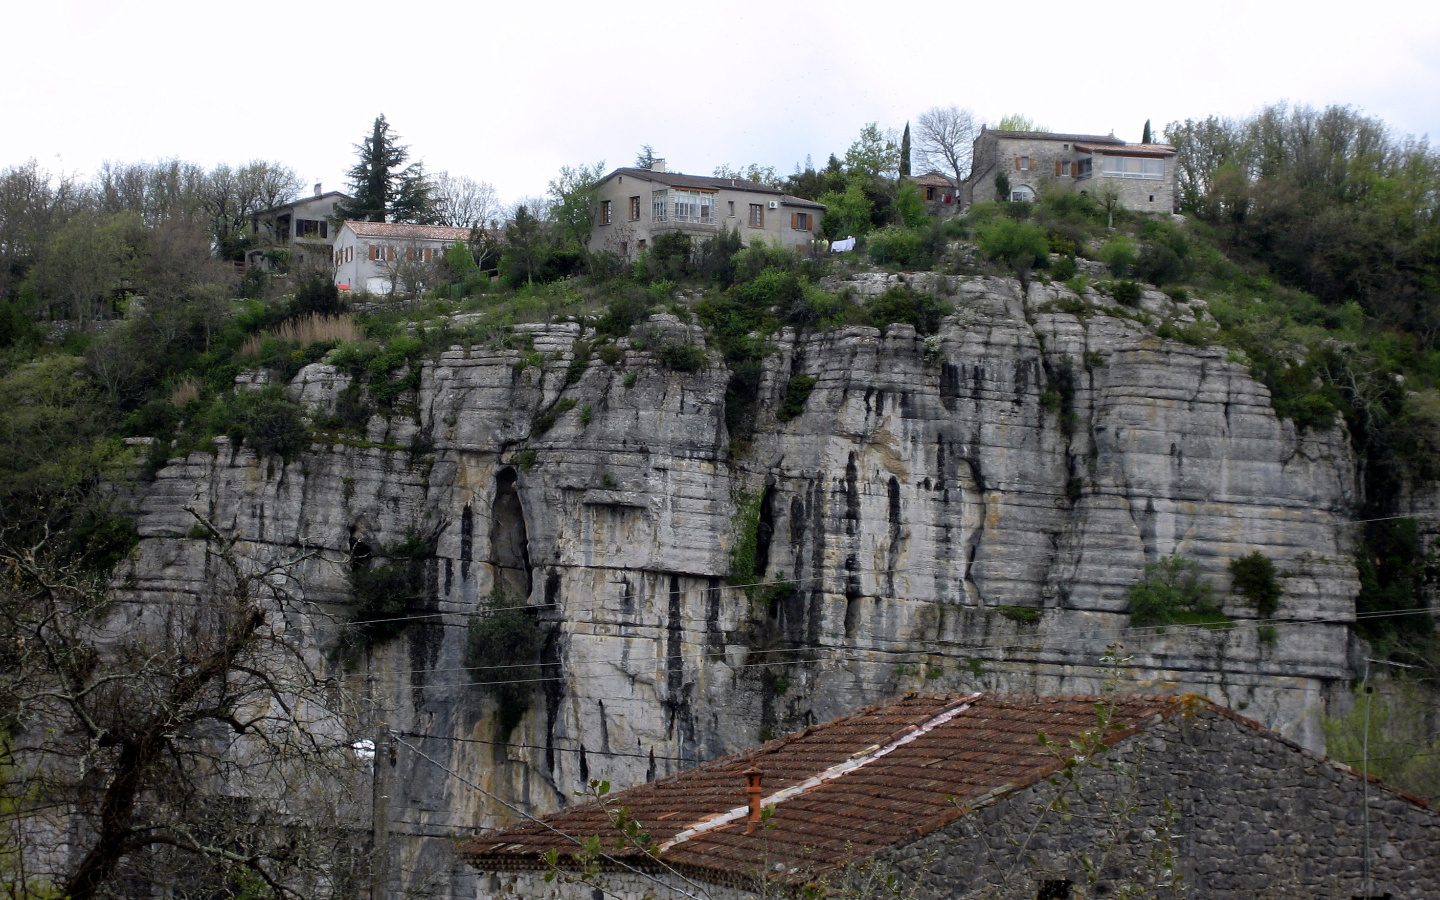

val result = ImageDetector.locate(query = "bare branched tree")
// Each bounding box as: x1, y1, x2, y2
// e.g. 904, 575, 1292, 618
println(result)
431, 172, 501, 230
915, 106, 979, 205
0, 514, 370, 900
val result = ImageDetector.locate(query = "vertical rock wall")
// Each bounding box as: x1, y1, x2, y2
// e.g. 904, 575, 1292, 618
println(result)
123, 276, 1364, 896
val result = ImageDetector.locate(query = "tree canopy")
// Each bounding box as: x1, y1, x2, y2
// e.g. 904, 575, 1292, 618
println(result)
334, 115, 434, 224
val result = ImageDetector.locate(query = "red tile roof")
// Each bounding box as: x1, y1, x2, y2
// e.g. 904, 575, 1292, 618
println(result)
461, 693, 1186, 882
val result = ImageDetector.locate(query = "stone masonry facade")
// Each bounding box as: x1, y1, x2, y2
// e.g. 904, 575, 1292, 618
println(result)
968, 129, 1176, 213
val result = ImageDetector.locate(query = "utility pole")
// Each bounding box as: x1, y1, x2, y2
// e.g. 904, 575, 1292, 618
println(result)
371, 718, 394, 900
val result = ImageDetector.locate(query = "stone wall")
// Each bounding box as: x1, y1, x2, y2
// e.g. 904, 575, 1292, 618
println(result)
895, 706, 1440, 899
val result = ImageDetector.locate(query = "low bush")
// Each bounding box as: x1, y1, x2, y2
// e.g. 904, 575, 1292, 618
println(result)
1127, 555, 1229, 629
863, 286, 951, 336
777, 375, 817, 422
1230, 551, 1282, 617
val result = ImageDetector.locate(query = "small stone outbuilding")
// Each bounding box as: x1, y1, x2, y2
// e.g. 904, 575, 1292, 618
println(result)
461, 693, 1438, 899
967, 128, 1177, 212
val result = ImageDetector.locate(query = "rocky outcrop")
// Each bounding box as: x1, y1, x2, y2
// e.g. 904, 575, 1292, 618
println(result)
122, 275, 1363, 895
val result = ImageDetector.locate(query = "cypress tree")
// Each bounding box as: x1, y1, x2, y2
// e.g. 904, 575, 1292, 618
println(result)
1142, 119, 1153, 144
899, 122, 912, 178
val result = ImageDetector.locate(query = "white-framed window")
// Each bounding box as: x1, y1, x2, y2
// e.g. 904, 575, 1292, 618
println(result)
672, 190, 715, 223
600, 199, 613, 225
1101, 156, 1165, 179
1010, 186, 1035, 202
652, 190, 668, 222
629, 196, 641, 220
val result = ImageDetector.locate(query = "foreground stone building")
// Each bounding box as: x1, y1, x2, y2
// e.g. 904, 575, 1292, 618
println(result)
464, 693, 1439, 899
967, 128, 1177, 212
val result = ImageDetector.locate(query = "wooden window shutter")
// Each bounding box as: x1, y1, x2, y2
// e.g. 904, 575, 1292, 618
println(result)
791, 212, 798, 229
1055, 160, 1063, 176
1014, 156, 1021, 170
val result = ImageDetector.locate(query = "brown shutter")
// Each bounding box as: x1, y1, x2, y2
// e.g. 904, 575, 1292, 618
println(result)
1014, 156, 1021, 170
791, 212, 798, 229
1055, 160, 1062, 176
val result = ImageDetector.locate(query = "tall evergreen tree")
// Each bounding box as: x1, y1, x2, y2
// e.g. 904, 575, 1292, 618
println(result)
334, 115, 434, 223
1142, 119, 1153, 144
899, 122, 912, 178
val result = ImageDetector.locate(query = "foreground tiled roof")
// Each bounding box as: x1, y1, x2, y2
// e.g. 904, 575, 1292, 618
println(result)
342, 221, 477, 241
461, 693, 1185, 882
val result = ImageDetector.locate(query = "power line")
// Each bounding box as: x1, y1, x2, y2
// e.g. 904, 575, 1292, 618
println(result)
345, 608, 1439, 689
394, 731, 697, 763
390, 733, 715, 900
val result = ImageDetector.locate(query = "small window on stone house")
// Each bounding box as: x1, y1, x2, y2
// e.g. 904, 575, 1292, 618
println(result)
1037, 881, 1072, 900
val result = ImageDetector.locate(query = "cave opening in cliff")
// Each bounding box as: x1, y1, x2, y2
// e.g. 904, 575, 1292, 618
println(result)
490, 468, 532, 598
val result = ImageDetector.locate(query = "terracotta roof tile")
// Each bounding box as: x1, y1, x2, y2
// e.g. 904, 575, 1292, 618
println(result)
460, 693, 1185, 881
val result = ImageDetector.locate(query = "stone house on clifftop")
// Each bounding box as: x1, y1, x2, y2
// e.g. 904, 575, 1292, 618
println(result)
463, 693, 1439, 900
968, 128, 1177, 212
587, 160, 824, 259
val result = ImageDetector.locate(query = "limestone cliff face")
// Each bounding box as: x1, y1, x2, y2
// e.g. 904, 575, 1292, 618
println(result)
122, 275, 1362, 891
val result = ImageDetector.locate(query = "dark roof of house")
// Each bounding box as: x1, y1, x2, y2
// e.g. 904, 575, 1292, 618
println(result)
251, 191, 351, 218
602, 167, 786, 195
983, 129, 1126, 144
1073, 142, 1176, 157
461, 693, 1192, 883
341, 221, 476, 241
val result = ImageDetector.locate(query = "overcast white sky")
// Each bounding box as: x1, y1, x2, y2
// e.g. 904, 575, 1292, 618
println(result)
5, 0, 1438, 207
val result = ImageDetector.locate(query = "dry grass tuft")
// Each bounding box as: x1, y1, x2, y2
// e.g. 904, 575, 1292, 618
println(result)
167, 375, 202, 407
239, 314, 362, 358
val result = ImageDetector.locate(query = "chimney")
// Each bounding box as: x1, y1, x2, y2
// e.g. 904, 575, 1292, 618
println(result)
314, 183, 322, 197
651, 158, 666, 173
743, 766, 764, 835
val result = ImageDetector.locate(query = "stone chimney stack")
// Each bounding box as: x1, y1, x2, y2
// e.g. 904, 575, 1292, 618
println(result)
744, 766, 764, 834
651, 159, 666, 173
314, 183, 322, 197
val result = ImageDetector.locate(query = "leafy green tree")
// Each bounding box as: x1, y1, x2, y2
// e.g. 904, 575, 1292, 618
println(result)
546, 161, 606, 253
1127, 555, 1222, 627
893, 181, 928, 227
500, 205, 549, 286
976, 217, 1049, 294
23, 210, 144, 326
334, 115, 434, 223
997, 113, 1048, 133
1229, 551, 1282, 617
817, 182, 874, 238
844, 122, 900, 179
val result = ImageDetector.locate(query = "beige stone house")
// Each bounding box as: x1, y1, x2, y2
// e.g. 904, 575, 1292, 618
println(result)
587, 160, 824, 258
463, 693, 1439, 899
244, 186, 351, 271
967, 128, 1177, 212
